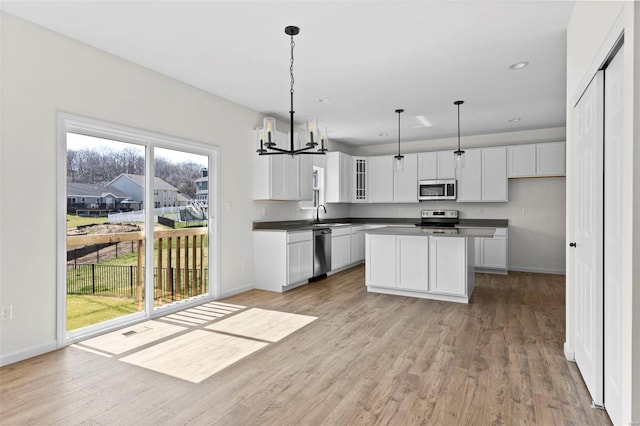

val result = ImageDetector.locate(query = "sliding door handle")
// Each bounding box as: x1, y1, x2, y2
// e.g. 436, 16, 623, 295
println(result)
569, 242, 577, 247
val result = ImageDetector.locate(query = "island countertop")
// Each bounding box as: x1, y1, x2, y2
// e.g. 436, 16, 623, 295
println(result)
365, 226, 496, 238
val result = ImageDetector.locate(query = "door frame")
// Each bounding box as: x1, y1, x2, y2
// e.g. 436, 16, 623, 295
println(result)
56, 112, 220, 346
566, 12, 626, 415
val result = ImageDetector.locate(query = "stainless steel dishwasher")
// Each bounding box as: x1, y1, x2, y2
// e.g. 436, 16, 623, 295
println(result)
313, 228, 332, 278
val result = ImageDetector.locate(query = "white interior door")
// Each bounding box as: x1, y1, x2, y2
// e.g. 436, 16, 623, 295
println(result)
572, 71, 604, 406
604, 47, 623, 425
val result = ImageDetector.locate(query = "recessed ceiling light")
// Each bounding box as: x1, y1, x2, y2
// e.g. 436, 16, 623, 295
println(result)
318, 98, 331, 103
379, 132, 388, 137
415, 115, 433, 127
509, 62, 529, 70
509, 118, 521, 123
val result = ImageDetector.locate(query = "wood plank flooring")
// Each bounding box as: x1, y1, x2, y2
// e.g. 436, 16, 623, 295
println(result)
0, 266, 612, 425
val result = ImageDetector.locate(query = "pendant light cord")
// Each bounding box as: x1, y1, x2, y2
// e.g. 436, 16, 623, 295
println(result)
457, 103, 461, 151
395, 108, 404, 160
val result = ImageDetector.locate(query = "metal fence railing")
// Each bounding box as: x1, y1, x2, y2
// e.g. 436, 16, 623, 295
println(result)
67, 264, 208, 299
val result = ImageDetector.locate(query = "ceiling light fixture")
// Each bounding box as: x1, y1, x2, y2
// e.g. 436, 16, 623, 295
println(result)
394, 109, 405, 171
257, 26, 327, 156
509, 118, 521, 123
415, 115, 433, 127
379, 132, 388, 137
318, 98, 331, 103
453, 100, 465, 169
509, 61, 529, 70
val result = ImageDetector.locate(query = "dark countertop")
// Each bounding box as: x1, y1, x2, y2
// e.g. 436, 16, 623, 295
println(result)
253, 217, 508, 231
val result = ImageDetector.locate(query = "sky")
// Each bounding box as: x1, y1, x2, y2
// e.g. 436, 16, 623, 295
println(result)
67, 133, 208, 167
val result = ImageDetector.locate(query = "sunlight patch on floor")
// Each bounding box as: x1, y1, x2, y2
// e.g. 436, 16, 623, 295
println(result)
205, 308, 317, 342
120, 329, 268, 383
75, 320, 186, 355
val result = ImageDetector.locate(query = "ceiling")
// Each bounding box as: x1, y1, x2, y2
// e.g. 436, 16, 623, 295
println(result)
1, 1, 574, 146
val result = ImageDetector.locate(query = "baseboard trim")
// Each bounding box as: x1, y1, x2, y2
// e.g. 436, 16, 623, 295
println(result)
0, 341, 58, 367
509, 266, 566, 275
564, 342, 575, 361
219, 283, 254, 299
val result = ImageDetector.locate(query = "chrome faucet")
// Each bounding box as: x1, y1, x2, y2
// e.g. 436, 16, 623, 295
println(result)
315, 204, 327, 224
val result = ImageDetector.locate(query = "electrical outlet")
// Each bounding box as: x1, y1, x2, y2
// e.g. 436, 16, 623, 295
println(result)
522, 208, 529, 215
0, 305, 13, 321
262, 207, 268, 217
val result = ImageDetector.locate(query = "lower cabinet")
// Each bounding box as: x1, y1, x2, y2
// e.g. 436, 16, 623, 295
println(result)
473, 228, 508, 272
397, 236, 429, 291
331, 226, 352, 271
428, 236, 467, 296
366, 233, 471, 301
253, 230, 313, 292
288, 238, 313, 285
350, 225, 365, 262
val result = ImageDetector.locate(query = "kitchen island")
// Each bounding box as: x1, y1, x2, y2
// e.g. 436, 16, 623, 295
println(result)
365, 226, 495, 303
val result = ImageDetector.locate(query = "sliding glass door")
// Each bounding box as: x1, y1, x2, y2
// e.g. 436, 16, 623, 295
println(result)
65, 133, 147, 333
59, 115, 217, 343
152, 148, 210, 310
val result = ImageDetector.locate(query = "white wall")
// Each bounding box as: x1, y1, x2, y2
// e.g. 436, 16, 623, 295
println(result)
0, 13, 261, 362
349, 177, 566, 274
566, 2, 639, 424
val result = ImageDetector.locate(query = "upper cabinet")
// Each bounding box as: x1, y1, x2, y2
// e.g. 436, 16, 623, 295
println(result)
394, 153, 418, 203
456, 146, 507, 202
418, 151, 455, 180
326, 151, 352, 203
536, 142, 566, 176
253, 130, 304, 200
352, 156, 368, 203
507, 141, 566, 178
368, 155, 394, 203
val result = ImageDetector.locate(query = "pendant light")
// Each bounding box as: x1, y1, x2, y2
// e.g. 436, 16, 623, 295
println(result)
394, 109, 405, 172
256, 26, 328, 156
454, 100, 465, 168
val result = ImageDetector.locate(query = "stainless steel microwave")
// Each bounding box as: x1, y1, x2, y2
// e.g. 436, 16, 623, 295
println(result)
418, 179, 457, 201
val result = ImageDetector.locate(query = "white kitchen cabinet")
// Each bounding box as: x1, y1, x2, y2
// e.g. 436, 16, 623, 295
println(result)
481, 146, 508, 201
350, 225, 365, 262
507, 144, 536, 177
536, 141, 565, 176
397, 235, 429, 291
352, 157, 368, 203
326, 151, 352, 203
368, 155, 394, 203
288, 234, 314, 285
473, 228, 508, 272
253, 130, 301, 200
253, 230, 313, 292
507, 142, 566, 178
456, 147, 507, 202
331, 226, 351, 271
366, 234, 397, 287
418, 151, 455, 180
456, 148, 482, 201
429, 236, 467, 296
394, 153, 418, 203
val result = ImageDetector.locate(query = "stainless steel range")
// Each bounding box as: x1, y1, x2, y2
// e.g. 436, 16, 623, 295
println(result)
417, 209, 459, 228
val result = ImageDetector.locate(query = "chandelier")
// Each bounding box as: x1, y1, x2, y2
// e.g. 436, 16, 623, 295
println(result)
257, 26, 328, 156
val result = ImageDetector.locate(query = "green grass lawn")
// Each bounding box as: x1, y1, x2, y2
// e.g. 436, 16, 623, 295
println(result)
67, 214, 109, 229
67, 295, 139, 331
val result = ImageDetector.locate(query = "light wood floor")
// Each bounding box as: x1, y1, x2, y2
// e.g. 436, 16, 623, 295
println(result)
0, 266, 612, 425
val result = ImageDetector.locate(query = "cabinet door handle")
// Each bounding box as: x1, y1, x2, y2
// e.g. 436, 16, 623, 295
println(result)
569, 242, 577, 247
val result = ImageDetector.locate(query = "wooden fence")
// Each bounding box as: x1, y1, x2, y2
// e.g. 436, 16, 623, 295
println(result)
67, 227, 208, 310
